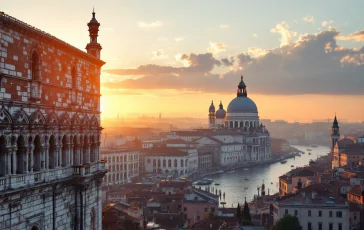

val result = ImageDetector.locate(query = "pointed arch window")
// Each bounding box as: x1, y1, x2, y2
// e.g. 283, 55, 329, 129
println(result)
71, 67, 77, 104
30, 50, 41, 100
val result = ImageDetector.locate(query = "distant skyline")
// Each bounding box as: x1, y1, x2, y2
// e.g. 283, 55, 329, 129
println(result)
3, 0, 364, 122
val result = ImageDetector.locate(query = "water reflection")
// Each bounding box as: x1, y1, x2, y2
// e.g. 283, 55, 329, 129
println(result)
199, 145, 330, 207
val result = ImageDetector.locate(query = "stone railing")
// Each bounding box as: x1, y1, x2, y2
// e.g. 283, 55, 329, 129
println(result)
0, 162, 107, 191
72, 161, 107, 177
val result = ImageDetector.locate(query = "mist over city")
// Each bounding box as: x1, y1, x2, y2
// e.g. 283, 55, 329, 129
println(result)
1, 1, 364, 230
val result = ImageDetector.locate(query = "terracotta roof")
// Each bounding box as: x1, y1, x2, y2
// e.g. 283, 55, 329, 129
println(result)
142, 147, 188, 156
341, 144, 364, 155
153, 213, 185, 229
192, 216, 239, 229
163, 139, 188, 144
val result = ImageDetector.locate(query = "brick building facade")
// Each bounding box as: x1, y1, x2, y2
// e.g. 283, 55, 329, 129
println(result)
0, 10, 106, 230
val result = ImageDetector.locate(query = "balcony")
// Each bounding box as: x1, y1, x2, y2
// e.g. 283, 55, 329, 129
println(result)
0, 161, 107, 192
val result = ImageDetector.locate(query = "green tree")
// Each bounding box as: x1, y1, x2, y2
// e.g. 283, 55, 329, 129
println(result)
242, 197, 251, 225
236, 203, 241, 220
271, 214, 302, 230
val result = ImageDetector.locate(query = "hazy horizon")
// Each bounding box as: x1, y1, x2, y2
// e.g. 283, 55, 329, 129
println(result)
4, 0, 364, 122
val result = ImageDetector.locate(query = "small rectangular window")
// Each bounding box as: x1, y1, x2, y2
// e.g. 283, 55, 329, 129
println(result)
338, 223, 342, 230
294, 210, 298, 216
319, 210, 322, 217
329, 223, 333, 230
308, 210, 311, 216
308, 222, 312, 230
329, 211, 332, 217
318, 223, 322, 230
336, 211, 342, 218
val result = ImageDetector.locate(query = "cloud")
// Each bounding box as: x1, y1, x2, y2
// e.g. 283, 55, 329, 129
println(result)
248, 47, 269, 57
220, 24, 229, 29
207, 42, 227, 54
270, 21, 297, 47
175, 37, 185, 42
303, 16, 314, 23
337, 30, 364, 42
321, 20, 334, 27
221, 57, 234, 66
138, 21, 162, 29
103, 29, 364, 95
151, 49, 168, 59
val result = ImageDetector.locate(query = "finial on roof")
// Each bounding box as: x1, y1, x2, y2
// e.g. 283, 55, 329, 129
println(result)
211, 100, 214, 105
241, 75, 243, 81
92, 7, 95, 18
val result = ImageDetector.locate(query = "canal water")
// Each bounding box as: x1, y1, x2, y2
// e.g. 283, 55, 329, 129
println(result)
199, 145, 330, 207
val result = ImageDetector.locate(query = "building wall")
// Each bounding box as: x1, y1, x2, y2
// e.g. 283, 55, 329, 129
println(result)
0, 12, 106, 230
183, 203, 217, 225
144, 155, 190, 176
102, 150, 140, 185
273, 203, 350, 230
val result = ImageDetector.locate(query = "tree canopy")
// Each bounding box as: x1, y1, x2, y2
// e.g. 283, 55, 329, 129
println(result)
271, 214, 302, 230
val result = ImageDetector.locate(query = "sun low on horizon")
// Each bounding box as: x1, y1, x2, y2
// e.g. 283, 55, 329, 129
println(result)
3, 0, 364, 123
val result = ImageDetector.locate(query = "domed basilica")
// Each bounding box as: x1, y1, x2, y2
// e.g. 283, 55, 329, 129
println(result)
209, 76, 262, 130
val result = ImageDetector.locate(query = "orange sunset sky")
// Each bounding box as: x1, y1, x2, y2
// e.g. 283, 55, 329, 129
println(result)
3, 1, 364, 122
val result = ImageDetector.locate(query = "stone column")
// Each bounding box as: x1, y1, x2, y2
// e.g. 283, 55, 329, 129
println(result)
25, 150, 29, 174
29, 146, 34, 173
85, 144, 90, 164
70, 144, 74, 165
79, 144, 83, 164
12, 147, 17, 174
58, 145, 62, 167
7, 148, 12, 175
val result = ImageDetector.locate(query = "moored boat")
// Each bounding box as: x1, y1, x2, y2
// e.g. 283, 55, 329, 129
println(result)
280, 160, 287, 164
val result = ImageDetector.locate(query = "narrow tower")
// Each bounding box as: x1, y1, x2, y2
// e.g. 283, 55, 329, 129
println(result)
208, 101, 216, 129
331, 114, 340, 149
86, 8, 102, 59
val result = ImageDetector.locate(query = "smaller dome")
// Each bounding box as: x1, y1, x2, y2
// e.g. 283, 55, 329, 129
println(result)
209, 101, 215, 112
216, 109, 226, 119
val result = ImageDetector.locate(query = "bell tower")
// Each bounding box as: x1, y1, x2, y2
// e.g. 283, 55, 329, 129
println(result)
208, 101, 216, 129
86, 8, 102, 59
331, 114, 340, 149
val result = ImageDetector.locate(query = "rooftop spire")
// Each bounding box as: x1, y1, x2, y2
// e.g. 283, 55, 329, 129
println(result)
92, 7, 95, 18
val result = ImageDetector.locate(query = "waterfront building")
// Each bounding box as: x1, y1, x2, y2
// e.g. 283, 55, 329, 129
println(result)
331, 116, 364, 169
143, 147, 198, 176
197, 150, 213, 172
101, 147, 140, 186
0, 11, 106, 229
273, 184, 350, 230
279, 167, 319, 196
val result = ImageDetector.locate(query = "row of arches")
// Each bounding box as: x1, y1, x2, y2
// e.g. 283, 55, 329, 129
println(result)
226, 120, 260, 129
151, 158, 188, 168
0, 107, 99, 127
152, 168, 188, 175
0, 133, 100, 177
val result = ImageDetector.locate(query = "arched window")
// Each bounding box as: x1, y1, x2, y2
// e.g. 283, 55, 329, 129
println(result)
49, 135, 56, 169
180, 159, 184, 167
234, 121, 238, 128
33, 135, 41, 171
163, 159, 166, 167
31, 51, 40, 81
31, 226, 39, 230
0, 136, 7, 176
158, 159, 161, 167
153, 159, 156, 167
71, 67, 77, 104
174, 159, 177, 167
73, 136, 78, 165
168, 159, 171, 168
30, 51, 41, 100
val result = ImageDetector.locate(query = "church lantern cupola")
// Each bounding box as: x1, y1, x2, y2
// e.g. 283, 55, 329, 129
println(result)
237, 75, 247, 97
86, 8, 102, 59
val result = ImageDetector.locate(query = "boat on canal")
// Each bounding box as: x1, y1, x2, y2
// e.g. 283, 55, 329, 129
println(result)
280, 160, 287, 164
227, 170, 235, 174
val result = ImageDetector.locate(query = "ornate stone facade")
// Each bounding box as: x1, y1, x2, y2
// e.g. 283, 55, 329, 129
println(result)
0, 11, 106, 230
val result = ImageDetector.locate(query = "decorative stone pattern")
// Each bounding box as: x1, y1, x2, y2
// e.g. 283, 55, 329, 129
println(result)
0, 11, 106, 230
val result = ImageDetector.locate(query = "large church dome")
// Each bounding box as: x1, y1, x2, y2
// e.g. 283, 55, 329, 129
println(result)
226, 76, 258, 114
227, 97, 258, 113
